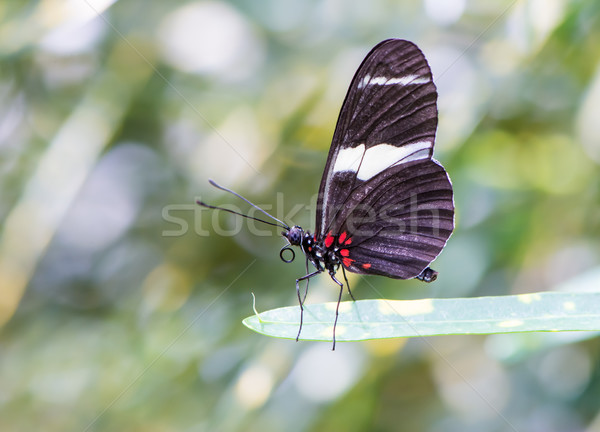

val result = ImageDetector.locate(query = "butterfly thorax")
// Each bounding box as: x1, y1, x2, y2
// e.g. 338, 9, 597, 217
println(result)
283, 226, 340, 274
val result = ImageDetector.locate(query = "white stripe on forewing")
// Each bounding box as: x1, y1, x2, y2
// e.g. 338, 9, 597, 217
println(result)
333, 141, 431, 180
332, 145, 364, 173
358, 74, 429, 89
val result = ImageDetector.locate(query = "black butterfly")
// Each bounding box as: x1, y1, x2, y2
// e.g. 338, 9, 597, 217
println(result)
198, 39, 454, 349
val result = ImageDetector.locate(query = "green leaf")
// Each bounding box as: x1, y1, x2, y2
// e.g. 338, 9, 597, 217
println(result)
242, 292, 600, 342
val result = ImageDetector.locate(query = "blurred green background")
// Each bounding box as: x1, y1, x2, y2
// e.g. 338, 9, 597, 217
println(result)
1, 0, 600, 431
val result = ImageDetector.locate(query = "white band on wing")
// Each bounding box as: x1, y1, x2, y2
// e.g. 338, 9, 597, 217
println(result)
333, 142, 431, 181
358, 74, 430, 89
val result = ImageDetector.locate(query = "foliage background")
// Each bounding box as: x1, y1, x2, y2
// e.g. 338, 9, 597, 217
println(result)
1, 0, 599, 431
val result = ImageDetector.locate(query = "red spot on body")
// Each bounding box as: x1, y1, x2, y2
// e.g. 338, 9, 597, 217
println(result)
338, 231, 347, 244
308, 246, 312, 252
342, 257, 354, 267
324, 232, 334, 248
362, 263, 372, 269
344, 237, 352, 245
340, 249, 350, 257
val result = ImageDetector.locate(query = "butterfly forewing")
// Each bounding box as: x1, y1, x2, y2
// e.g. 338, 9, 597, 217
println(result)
315, 39, 454, 279
317, 39, 439, 236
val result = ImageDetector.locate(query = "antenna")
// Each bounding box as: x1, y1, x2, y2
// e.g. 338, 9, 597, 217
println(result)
197, 180, 290, 230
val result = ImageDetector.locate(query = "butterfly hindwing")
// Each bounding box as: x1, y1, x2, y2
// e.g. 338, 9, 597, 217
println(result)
331, 159, 453, 278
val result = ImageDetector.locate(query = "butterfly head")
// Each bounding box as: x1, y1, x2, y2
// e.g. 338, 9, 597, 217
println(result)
282, 225, 304, 246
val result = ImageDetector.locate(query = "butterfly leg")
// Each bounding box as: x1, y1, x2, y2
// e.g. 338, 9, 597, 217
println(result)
301, 255, 311, 304
295, 270, 322, 342
328, 271, 345, 351
341, 266, 356, 301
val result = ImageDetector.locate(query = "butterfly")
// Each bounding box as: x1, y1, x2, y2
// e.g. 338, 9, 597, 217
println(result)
198, 39, 454, 349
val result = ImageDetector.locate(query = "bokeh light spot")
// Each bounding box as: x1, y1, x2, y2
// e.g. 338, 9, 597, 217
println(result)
157, 1, 264, 81
235, 363, 274, 410
424, 0, 466, 26
292, 344, 364, 403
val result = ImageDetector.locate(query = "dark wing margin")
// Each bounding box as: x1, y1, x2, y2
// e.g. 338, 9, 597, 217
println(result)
334, 159, 454, 279
316, 39, 439, 236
